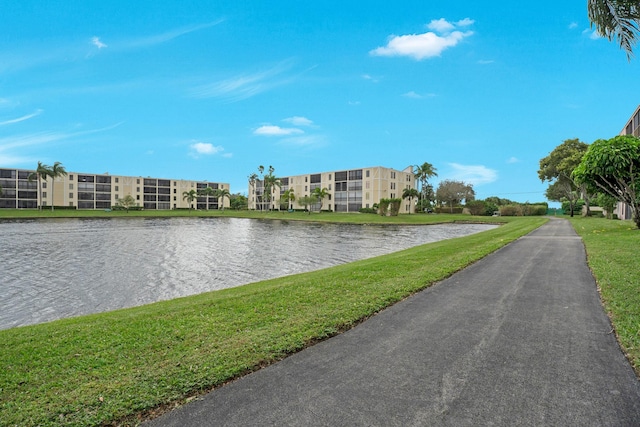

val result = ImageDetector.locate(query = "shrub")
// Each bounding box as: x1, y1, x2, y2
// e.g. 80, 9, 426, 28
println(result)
500, 205, 522, 216
359, 207, 377, 214
434, 207, 464, 214
466, 200, 487, 216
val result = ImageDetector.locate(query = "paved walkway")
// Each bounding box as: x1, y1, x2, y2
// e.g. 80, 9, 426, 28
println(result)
145, 219, 640, 426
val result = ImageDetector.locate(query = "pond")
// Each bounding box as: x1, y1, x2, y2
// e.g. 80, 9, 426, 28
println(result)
0, 217, 497, 329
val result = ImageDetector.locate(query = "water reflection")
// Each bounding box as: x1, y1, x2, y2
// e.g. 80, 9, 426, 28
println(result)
0, 217, 496, 329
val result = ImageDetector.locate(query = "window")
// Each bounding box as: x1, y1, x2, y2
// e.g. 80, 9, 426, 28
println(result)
115, 186, 119, 191
69, 193, 73, 199
42, 192, 47, 198
42, 182, 47, 188
391, 172, 396, 179
137, 179, 140, 184
329, 174, 332, 180
136, 187, 140, 192
69, 174, 74, 180
136, 195, 140, 200
115, 177, 119, 183
173, 188, 176, 193
366, 170, 370, 178
115, 194, 119, 200
69, 183, 73, 189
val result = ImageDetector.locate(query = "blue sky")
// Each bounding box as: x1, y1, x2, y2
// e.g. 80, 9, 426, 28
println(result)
1, 1, 639, 204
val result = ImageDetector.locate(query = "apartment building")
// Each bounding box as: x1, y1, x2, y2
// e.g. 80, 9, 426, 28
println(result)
0, 168, 229, 210
248, 166, 415, 213
615, 105, 640, 220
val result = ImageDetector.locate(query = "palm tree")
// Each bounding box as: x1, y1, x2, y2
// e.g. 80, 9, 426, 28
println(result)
182, 189, 198, 212
402, 187, 419, 214
311, 187, 329, 212
263, 166, 281, 210
281, 188, 295, 211
49, 161, 67, 211
198, 186, 216, 210
215, 187, 231, 211
28, 161, 52, 211
413, 162, 438, 210
588, 0, 640, 59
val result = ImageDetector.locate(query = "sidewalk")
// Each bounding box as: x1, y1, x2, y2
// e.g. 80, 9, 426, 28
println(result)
144, 219, 640, 426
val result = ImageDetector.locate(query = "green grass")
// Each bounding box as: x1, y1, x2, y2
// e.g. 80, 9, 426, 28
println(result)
569, 217, 640, 373
0, 215, 546, 426
0, 208, 510, 225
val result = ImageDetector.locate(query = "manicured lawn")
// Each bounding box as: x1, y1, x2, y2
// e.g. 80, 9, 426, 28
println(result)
0, 208, 508, 225
569, 217, 640, 373
0, 215, 545, 426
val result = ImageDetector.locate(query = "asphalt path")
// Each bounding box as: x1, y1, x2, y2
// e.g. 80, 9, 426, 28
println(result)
145, 218, 640, 426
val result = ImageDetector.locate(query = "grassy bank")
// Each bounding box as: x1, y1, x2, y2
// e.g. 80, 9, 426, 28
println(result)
0, 208, 509, 225
0, 216, 545, 426
569, 217, 640, 373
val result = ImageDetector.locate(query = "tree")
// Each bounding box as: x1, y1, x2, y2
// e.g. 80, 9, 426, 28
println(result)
466, 200, 487, 216
436, 180, 475, 213
296, 195, 318, 215
311, 187, 329, 212
28, 161, 52, 211
48, 161, 67, 211
262, 166, 281, 210
402, 187, 419, 214
280, 188, 295, 210
595, 192, 618, 219
588, 0, 640, 59
573, 135, 640, 228
413, 162, 438, 209
538, 138, 589, 217
229, 193, 248, 210
198, 186, 216, 210
182, 189, 198, 212
215, 188, 231, 211
115, 194, 138, 212
248, 172, 259, 210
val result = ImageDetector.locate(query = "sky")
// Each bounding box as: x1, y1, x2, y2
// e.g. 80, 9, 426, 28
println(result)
1, 1, 639, 205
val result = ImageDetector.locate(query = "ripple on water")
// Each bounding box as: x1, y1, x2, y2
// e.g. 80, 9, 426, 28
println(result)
0, 218, 496, 329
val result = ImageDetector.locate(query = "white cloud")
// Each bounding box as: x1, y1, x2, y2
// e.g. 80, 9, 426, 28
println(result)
402, 91, 436, 99
583, 28, 602, 40
254, 125, 304, 136
189, 141, 224, 156
191, 62, 294, 102
348, 101, 361, 106
447, 163, 498, 185
279, 135, 326, 147
126, 20, 224, 49
91, 37, 107, 49
506, 157, 519, 164
569, 22, 578, 29
283, 116, 314, 127
370, 18, 474, 60
477, 59, 494, 64
0, 109, 43, 126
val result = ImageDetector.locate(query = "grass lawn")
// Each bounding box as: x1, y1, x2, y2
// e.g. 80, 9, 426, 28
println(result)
569, 217, 640, 374
0, 214, 545, 426
0, 208, 509, 225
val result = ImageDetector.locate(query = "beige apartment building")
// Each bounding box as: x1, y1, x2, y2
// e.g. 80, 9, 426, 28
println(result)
248, 166, 416, 213
615, 104, 640, 220
0, 168, 229, 210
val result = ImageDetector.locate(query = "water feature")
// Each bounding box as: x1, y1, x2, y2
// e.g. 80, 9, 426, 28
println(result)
0, 217, 497, 329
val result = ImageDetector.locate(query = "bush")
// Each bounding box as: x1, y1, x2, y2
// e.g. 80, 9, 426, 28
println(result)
359, 207, 377, 214
466, 200, 487, 216
434, 207, 464, 214
500, 205, 522, 216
